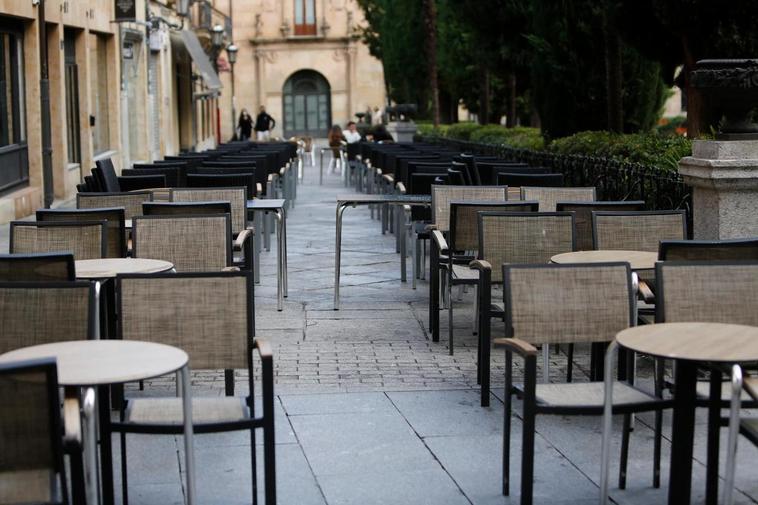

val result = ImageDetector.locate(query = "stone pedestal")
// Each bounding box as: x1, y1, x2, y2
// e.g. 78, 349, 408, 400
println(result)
678, 140, 758, 239
386, 121, 418, 143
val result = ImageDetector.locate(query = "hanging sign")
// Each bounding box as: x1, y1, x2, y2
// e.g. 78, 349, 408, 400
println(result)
115, 0, 137, 21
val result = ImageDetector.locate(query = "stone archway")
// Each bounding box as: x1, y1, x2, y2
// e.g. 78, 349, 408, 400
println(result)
282, 69, 331, 138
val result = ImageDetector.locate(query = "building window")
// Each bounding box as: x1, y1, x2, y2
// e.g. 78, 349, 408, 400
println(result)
0, 21, 28, 194
89, 33, 110, 154
294, 0, 316, 36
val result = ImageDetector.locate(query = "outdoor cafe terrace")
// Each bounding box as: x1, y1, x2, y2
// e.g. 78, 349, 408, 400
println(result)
2, 140, 758, 505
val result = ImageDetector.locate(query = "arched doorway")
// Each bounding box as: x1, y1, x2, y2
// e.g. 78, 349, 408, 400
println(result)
282, 70, 331, 138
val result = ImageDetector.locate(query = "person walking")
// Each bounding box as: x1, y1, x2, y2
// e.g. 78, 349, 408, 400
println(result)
254, 106, 276, 141
237, 109, 253, 140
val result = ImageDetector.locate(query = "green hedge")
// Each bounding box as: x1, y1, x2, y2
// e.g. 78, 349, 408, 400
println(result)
417, 122, 691, 173
547, 131, 692, 172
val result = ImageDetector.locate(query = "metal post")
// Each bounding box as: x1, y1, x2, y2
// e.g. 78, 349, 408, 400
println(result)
38, 0, 54, 207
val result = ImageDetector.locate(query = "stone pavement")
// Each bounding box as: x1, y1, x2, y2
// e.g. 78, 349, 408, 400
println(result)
4, 153, 758, 504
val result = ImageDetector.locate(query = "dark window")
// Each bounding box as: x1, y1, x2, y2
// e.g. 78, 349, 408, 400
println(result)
0, 20, 28, 194
294, 0, 316, 36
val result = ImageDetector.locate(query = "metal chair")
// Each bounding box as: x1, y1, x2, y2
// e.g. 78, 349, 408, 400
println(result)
0, 358, 85, 505
556, 201, 645, 251
169, 187, 253, 272
77, 191, 154, 220
118, 174, 167, 191
497, 172, 564, 188
122, 167, 181, 188
469, 211, 576, 406
520, 186, 597, 212
0, 280, 97, 353
112, 271, 275, 505
428, 186, 508, 341
131, 214, 233, 272
0, 252, 75, 282
659, 238, 758, 261
592, 210, 687, 252
94, 158, 121, 192
655, 261, 758, 504
9, 221, 107, 260
36, 208, 127, 258
497, 263, 669, 504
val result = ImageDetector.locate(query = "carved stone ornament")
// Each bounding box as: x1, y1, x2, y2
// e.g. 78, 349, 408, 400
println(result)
690, 59, 758, 138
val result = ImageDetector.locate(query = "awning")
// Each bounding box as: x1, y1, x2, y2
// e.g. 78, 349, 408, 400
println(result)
180, 31, 222, 92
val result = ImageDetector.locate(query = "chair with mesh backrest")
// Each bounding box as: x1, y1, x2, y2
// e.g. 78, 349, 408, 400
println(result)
10, 221, 107, 260
496, 263, 669, 504
592, 210, 687, 252
0, 281, 97, 354
131, 214, 233, 272
0, 358, 85, 505
520, 186, 596, 212
469, 212, 576, 406
122, 168, 180, 188
431, 201, 539, 355
192, 167, 258, 197
36, 208, 127, 258
428, 186, 509, 341
111, 271, 275, 505
659, 238, 758, 261
0, 253, 75, 282
170, 187, 253, 271
656, 261, 758, 503
77, 191, 154, 220
556, 201, 645, 251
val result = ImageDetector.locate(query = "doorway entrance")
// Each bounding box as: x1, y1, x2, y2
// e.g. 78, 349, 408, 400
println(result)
282, 70, 331, 138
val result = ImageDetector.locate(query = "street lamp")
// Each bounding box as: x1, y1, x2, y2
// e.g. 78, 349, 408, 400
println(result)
226, 43, 239, 138
211, 24, 225, 51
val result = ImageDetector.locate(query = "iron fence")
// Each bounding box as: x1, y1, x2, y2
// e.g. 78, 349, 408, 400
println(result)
424, 136, 693, 236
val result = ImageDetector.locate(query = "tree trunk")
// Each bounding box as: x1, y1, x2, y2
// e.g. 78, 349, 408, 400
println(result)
506, 72, 517, 128
604, 7, 623, 133
422, 0, 440, 127
479, 67, 490, 125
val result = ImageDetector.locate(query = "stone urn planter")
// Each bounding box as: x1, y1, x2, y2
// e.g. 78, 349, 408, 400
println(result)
690, 59, 758, 139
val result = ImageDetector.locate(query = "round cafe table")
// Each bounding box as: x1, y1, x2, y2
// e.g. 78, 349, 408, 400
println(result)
0, 340, 197, 505
550, 250, 658, 270
75, 258, 174, 279
601, 323, 758, 505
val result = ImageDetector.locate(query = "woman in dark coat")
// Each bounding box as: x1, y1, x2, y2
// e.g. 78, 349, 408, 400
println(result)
237, 109, 254, 140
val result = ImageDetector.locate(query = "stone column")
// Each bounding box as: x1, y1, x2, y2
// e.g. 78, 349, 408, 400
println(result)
678, 139, 758, 239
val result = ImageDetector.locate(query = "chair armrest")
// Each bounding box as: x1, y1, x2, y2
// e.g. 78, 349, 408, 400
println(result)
638, 280, 656, 304
254, 338, 273, 360
222, 266, 241, 272
431, 230, 448, 254
256, 183, 263, 195
493, 337, 539, 357
424, 223, 437, 232
63, 394, 82, 448
469, 259, 492, 273
376, 168, 382, 176
234, 228, 253, 251
396, 182, 407, 194
267, 173, 276, 183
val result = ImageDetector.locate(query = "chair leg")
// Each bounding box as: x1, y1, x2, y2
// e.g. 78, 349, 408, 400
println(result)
448, 279, 454, 356
421, 239, 427, 280
566, 344, 574, 383
706, 370, 722, 504
121, 432, 129, 505
412, 237, 419, 290
653, 357, 665, 489
618, 414, 632, 489
503, 351, 513, 495
251, 427, 258, 505
472, 285, 478, 336
520, 356, 537, 505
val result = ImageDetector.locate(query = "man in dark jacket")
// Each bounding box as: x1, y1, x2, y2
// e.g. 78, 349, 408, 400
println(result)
255, 106, 276, 141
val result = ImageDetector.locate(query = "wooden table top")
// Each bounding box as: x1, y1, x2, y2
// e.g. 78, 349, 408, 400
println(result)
75, 258, 174, 279
550, 250, 658, 270
616, 322, 758, 362
0, 340, 188, 386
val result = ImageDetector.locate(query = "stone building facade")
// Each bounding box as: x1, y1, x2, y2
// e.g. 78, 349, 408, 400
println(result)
227, 0, 385, 140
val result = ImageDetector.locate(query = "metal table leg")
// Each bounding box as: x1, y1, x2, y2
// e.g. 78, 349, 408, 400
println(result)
334, 203, 348, 310
275, 210, 283, 311
319, 149, 325, 185
254, 212, 261, 284
282, 208, 288, 296
400, 206, 407, 282
180, 366, 197, 505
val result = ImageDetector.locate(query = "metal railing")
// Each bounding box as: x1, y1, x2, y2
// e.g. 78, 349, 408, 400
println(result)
423, 136, 693, 235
